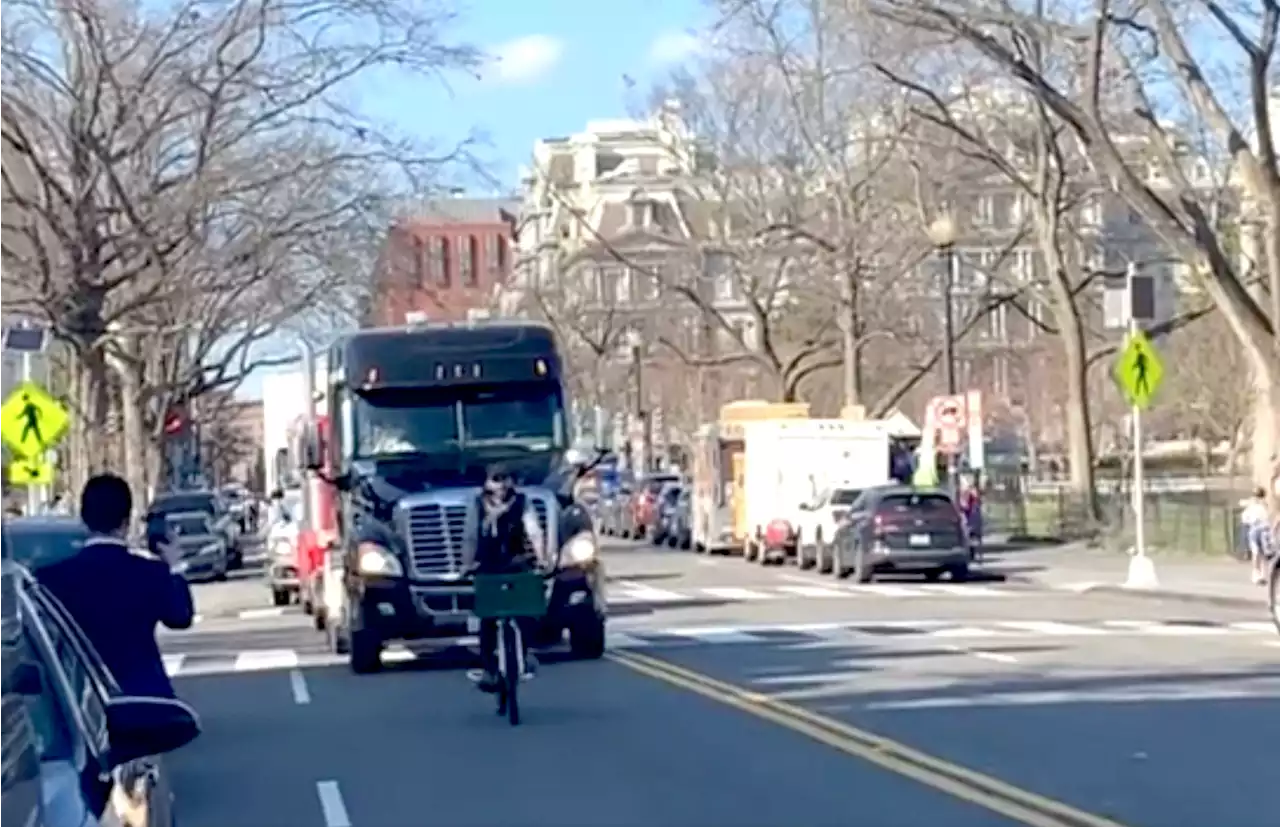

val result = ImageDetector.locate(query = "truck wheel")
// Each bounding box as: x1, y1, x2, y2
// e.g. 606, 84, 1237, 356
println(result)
302, 598, 314, 616
313, 606, 327, 632
349, 629, 382, 674
271, 588, 290, 607
569, 618, 606, 660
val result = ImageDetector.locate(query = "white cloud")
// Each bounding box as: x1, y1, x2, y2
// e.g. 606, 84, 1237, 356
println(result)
647, 30, 704, 65
485, 34, 564, 85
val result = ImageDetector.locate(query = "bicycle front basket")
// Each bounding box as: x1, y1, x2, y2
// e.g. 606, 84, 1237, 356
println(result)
473, 572, 548, 619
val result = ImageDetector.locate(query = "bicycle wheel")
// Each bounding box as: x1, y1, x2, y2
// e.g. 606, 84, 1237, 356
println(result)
503, 621, 521, 726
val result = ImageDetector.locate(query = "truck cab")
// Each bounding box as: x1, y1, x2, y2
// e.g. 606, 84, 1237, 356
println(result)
304, 321, 607, 674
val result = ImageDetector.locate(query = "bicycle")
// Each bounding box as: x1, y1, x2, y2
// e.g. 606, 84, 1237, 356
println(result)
469, 567, 552, 726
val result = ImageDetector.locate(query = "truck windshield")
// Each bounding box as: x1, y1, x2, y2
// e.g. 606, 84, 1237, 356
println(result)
353, 384, 565, 457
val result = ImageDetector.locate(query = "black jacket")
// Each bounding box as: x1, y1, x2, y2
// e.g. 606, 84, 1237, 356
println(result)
467, 492, 541, 573
37, 537, 195, 698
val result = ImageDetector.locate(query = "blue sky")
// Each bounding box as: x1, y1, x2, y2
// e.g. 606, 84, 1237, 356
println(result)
374, 0, 713, 192
236, 0, 711, 400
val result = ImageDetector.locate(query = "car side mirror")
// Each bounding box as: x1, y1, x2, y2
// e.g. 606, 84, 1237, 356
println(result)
798, 502, 813, 511
104, 696, 201, 769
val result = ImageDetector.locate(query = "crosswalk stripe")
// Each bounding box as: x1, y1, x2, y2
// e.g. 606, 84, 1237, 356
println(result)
667, 626, 769, 644
776, 585, 848, 598
699, 587, 775, 601
163, 654, 185, 677
234, 649, 300, 672
1000, 621, 1108, 636
612, 582, 685, 602
850, 584, 929, 597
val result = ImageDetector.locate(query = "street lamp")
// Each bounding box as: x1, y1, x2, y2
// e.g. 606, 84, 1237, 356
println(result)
925, 212, 959, 397
623, 329, 652, 473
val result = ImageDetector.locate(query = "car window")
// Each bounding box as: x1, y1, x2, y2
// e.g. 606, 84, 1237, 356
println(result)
150, 494, 215, 516
830, 489, 861, 506
877, 493, 955, 517
168, 516, 210, 537
22, 592, 109, 762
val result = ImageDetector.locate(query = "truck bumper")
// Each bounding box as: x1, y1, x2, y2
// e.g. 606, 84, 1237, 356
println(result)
349, 560, 606, 645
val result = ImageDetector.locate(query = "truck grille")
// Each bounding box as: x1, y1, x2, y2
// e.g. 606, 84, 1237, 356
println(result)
403, 491, 556, 577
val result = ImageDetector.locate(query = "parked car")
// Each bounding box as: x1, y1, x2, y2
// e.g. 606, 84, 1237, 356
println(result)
628, 474, 681, 540
146, 489, 241, 569
162, 511, 230, 582
667, 487, 693, 549
599, 480, 634, 538
1, 516, 88, 570
1, 558, 201, 827
651, 483, 684, 546
827, 486, 970, 582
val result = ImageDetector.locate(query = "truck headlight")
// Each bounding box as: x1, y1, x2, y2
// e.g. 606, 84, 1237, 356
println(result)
203, 543, 222, 557
272, 539, 294, 557
357, 542, 403, 577
561, 532, 598, 565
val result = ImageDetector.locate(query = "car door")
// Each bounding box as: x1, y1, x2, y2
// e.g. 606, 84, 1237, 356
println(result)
838, 492, 873, 551
26, 585, 173, 827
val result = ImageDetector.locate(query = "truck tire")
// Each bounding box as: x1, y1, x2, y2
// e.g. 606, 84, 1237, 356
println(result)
271, 588, 290, 607
569, 618, 607, 660
349, 629, 382, 674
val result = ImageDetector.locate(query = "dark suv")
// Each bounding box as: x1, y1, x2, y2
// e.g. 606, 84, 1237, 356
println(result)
0, 559, 202, 827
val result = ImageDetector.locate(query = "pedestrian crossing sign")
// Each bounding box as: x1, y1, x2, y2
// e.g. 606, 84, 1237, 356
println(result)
0, 381, 70, 458
1113, 331, 1164, 410
7, 458, 54, 486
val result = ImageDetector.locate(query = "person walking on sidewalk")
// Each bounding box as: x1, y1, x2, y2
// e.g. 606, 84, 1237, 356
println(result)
1241, 487, 1273, 585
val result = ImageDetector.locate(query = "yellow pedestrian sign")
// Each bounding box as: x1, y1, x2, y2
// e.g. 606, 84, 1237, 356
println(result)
1114, 331, 1164, 410
7, 458, 54, 486
0, 381, 70, 458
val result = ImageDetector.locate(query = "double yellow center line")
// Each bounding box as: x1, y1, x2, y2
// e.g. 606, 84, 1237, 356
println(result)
609, 650, 1130, 827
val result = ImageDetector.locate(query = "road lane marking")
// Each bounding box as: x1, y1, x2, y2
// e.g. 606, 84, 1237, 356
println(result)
776, 585, 848, 598
239, 607, 288, 620
668, 627, 766, 644
612, 581, 685, 602
233, 649, 299, 672
700, 587, 774, 601
999, 621, 1107, 637
609, 649, 1131, 827
162, 654, 185, 677
940, 643, 1019, 664
289, 668, 311, 704
316, 780, 351, 827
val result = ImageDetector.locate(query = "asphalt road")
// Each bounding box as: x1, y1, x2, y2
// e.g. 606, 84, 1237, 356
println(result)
163, 539, 1279, 827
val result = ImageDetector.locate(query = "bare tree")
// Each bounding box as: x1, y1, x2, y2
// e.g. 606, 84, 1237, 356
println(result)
2, 0, 477, 496
872, 0, 1280, 492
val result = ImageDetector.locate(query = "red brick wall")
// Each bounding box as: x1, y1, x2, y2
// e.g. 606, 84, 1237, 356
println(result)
370, 220, 514, 326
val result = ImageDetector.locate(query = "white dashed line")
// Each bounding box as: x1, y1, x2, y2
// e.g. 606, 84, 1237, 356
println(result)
700, 587, 774, 601
941, 643, 1019, 664
289, 668, 310, 704
316, 780, 351, 827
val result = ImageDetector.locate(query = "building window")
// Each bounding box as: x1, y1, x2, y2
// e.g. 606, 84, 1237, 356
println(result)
439, 237, 451, 287
461, 235, 478, 287
496, 236, 508, 276
413, 239, 427, 286
426, 237, 444, 284
485, 234, 499, 278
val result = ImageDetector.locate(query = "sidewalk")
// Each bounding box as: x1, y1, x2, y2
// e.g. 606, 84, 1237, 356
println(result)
983, 541, 1269, 608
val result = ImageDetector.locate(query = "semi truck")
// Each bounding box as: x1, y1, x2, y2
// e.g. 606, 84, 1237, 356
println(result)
300, 320, 607, 674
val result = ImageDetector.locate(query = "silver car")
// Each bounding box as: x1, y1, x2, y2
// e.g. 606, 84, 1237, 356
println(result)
162, 511, 229, 582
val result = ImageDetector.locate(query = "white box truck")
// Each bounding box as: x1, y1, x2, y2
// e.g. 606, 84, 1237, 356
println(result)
740, 419, 894, 564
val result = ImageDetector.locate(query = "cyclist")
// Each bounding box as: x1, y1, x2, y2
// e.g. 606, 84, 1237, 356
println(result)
464, 464, 546, 692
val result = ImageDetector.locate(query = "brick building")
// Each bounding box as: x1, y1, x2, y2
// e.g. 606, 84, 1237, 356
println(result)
368, 198, 520, 325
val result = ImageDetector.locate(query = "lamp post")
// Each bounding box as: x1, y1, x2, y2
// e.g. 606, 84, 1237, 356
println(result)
925, 212, 959, 396
926, 213, 960, 494
624, 329, 651, 473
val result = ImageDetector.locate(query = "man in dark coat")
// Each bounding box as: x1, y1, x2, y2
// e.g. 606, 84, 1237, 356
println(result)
37, 474, 195, 698
464, 464, 546, 692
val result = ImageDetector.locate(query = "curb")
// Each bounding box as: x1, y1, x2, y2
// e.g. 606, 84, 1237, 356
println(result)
1053, 582, 1265, 611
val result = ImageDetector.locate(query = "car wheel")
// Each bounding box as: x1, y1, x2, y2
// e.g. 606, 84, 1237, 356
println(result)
271, 588, 291, 607
650, 530, 663, 546
947, 563, 970, 582
214, 563, 228, 582
569, 617, 606, 660
349, 628, 382, 674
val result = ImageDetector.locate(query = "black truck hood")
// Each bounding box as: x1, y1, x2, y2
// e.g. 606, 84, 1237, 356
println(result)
353, 449, 569, 510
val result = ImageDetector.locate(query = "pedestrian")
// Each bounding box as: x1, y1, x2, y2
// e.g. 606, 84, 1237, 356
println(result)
1240, 487, 1273, 585
36, 473, 195, 697
959, 476, 984, 562
266, 488, 287, 526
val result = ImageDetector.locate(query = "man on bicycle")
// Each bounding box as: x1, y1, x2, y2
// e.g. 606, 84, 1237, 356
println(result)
464, 464, 546, 692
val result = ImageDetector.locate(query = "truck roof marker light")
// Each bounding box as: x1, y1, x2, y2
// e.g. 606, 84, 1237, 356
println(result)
366, 367, 380, 384
454, 364, 465, 378
472, 363, 482, 378
535, 359, 547, 376
435, 364, 446, 380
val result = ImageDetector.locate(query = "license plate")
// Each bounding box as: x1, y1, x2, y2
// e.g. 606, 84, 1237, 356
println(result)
466, 616, 480, 633
908, 534, 930, 547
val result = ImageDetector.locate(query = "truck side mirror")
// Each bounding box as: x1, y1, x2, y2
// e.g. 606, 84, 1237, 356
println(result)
301, 423, 323, 471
